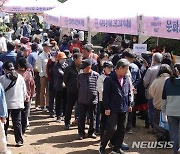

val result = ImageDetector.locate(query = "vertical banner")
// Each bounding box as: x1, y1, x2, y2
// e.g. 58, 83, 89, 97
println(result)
61, 17, 88, 31
142, 16, 180, 39
91, 17, 138, 35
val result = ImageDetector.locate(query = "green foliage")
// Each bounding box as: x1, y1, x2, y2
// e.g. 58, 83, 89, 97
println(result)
146, 37, 180, 56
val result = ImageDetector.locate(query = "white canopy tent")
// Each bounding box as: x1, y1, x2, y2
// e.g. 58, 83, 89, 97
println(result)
3, 0, 61, 13
44, 0, 180, 41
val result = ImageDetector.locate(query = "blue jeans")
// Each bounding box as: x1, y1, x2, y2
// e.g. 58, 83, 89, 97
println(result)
168, 116, 180, 154
148, 99, 155, 128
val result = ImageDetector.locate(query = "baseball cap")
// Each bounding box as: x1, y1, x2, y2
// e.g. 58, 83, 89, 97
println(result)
80, 59, 92, 69
82, 44, 93, 52
42, 42, 53, 47
56, 52, 67, 61
103, 61, 114, 68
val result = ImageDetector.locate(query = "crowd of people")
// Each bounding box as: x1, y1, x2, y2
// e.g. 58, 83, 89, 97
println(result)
0, 13, 180, 154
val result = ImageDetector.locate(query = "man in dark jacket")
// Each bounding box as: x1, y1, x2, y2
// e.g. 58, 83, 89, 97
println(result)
82, 44, 98, 71
77, 59, 99, 140
63, 53, 82, 130
99, 59, 132, 154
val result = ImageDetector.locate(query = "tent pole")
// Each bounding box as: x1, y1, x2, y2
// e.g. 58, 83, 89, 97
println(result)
138, 15, 143, 44
156, 37, 159, 46
124, 34, 126, 40
87, 16, 91, 44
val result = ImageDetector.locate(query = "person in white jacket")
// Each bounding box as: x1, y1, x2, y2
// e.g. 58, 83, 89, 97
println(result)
0, 62, 27, 147
149, 64, 172, 142
0, 83, 11, 154
97, 61, 113, 139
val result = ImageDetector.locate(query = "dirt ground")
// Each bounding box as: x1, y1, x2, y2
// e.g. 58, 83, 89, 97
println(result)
7, 106, 172, 154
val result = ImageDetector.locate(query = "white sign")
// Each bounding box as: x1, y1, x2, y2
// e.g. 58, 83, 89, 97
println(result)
133, 44, 147, 55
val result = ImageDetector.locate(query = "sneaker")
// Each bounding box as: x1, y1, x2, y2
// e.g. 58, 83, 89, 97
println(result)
79, 135, 85, 140
95, 129, 100, 135
178, 148, 180, 153
35, 107, 41, 111
98, 146, 105, 154
42, 107, 48, 112
126, 128, 133, 134
65, 124, 70, 130
49, 114, 55, 118
108, 142, 114, 149
16, 141, 23, 147
71, 119, 78, 126
88, 133, 97, 139
56, 117, 61, 123
111, 149, 125, 154
26, 126, 30, 130
121, 142, 129, 150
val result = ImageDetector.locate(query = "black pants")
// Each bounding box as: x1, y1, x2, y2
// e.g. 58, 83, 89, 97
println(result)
65, 92, 78, 125
78, 103, 96, 136
48, 81, 55, 115
21, 102, 30, 134
5, 109, 23, 144
101, 112, 128, 151
62, 88, 67, 116
99, 101, 107, 139
126, 111, 136, 130
55, 90, 63, 118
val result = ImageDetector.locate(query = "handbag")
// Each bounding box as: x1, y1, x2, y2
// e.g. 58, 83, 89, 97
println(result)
159, 112, 169, 130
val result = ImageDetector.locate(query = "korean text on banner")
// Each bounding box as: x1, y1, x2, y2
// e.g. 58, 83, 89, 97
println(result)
61, 17, 88, 31
142, 16, 180, 40
91, 17, 138, 35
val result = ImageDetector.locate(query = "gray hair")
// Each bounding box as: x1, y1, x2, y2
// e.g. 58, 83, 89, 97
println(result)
152, 53, 163, 64
115, 58, 130, 69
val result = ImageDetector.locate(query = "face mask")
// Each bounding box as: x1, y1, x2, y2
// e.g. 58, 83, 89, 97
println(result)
51, 57, 55, 62
59, 59, 66, 64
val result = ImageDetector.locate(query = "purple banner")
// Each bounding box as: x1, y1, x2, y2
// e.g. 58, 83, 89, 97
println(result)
142, 16, 180, 39
91, 17, 138, 35
61, 17, 88, 31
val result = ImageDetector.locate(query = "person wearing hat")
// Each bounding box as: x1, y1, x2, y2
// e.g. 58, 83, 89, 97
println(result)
0, 62, 27, 147
46, 50, 57, 118
17, 58, 35, 134
53, 52, 68, 123
37, 42, 52, 111
82, 44, 98, 71
97, 61, 114, 139
99, 59, 133, 154
63, 53, 83, 130
64, 50, 73, 66
77, 59, 99, 140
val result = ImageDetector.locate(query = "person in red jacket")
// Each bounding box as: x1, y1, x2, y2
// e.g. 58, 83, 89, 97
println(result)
46, 51, 57, 117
